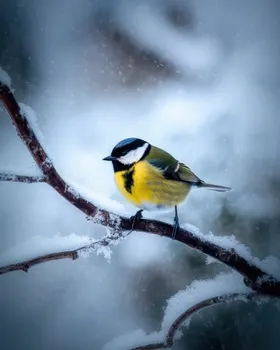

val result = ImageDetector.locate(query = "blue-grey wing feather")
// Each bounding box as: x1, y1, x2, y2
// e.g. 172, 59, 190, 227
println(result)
147, 159, 168, 171
147, 158, 201, 184
146, 146, 202, 184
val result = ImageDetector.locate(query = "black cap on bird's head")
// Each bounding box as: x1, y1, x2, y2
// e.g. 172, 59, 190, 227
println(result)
103, 138, 151, 171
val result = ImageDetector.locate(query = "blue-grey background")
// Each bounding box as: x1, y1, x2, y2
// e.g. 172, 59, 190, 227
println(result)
0, 1, 280, 349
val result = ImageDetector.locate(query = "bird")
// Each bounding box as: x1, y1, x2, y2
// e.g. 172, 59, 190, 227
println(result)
103, 138, 231, 238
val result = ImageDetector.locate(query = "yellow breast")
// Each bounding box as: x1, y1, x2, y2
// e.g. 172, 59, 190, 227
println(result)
114, 161, 190, 210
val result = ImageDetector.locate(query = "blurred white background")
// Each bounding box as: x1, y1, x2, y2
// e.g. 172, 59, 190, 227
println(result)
1, 0, 280, 349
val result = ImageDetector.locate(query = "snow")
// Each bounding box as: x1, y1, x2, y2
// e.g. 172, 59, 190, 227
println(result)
104, 272, 253, 350
64, 179, 126, 217
116, 3, 221, 75
205, 255, 218, 265
257, 255, 280, 281
78, 243, 113, 262
181, 223, 280, 281
161, 272, 250, 333
0, 155, 43, 177
0, 173, 44, 182
19, 103, 45, 144
17, 103, 56, 172
0, 228, 133, 268
121, 232, 169, 268
103, 329, 164, 350
0, 233, 92, 266
77, 232, 113, 262
1, 201, 278, 282
1, 2, 280, 350
0, 66, 11, 88
78, 225, 133, 261
183, 222, 253, 262
42, 157, 53, 170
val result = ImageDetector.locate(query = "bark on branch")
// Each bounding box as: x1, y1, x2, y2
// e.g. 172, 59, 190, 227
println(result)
1, 82, 280, 296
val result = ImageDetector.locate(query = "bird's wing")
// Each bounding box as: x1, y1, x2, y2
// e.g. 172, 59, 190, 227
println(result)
146, 146, 201, 185
176, 162, 202, 184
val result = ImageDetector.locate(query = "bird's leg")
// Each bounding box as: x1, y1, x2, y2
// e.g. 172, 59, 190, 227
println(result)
130, 209, 143, 231
172, 206, 180, 239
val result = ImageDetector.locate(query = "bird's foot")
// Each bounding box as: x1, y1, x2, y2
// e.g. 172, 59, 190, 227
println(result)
172, 218, 180, 240
130, 209, 143, 231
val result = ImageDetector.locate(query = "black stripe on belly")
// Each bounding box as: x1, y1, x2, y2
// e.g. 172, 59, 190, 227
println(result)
123, 168, 135, 194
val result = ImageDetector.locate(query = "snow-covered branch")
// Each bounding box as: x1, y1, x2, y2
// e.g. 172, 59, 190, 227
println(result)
0, 230, 127, 275
105, 273, 272, 350
0, 173, 46, 183
128, 293, 255, 350
1, 78, 280, 297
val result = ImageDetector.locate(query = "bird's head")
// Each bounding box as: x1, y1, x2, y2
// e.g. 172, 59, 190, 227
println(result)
103, 138, 151, 172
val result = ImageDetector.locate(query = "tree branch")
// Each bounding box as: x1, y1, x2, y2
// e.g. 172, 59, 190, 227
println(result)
1, 81, 280, 295
0, 250, 78, 274
0, 230, 128, 275
0, 173, 46, 183
129, 293, 261, 350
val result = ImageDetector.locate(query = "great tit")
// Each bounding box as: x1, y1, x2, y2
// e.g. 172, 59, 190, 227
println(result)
103, 138, 231, 238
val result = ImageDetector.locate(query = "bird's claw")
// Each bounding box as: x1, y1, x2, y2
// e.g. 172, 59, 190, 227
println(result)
130, 209, 143, 231
172, 218, 180, 240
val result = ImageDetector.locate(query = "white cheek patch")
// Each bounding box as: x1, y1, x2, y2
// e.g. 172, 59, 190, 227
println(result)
119, 143, 149, 165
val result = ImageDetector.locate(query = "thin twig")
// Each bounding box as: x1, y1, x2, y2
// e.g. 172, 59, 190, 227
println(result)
129, 293, 261, 350
0, 173, 46, 183
0, 228, 128, 275
0, 250, 78, 274
1, 82, 280, 295
131, 344, 166, 350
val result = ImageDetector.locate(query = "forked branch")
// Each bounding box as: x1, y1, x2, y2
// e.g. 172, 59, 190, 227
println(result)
1, 81, 280, 296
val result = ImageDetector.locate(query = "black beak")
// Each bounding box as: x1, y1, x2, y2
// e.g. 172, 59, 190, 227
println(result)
103, 155, 117, 161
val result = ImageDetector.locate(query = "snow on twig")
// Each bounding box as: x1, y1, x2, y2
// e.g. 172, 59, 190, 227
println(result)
0, 173, 46, 183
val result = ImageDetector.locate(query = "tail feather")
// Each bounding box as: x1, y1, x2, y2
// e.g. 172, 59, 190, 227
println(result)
199, 181, 231, 192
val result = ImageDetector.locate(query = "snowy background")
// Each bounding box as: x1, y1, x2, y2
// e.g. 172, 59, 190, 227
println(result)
1, 0, 280, 349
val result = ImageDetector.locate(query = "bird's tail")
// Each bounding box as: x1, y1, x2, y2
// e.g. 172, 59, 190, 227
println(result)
199, 181, 231, 192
